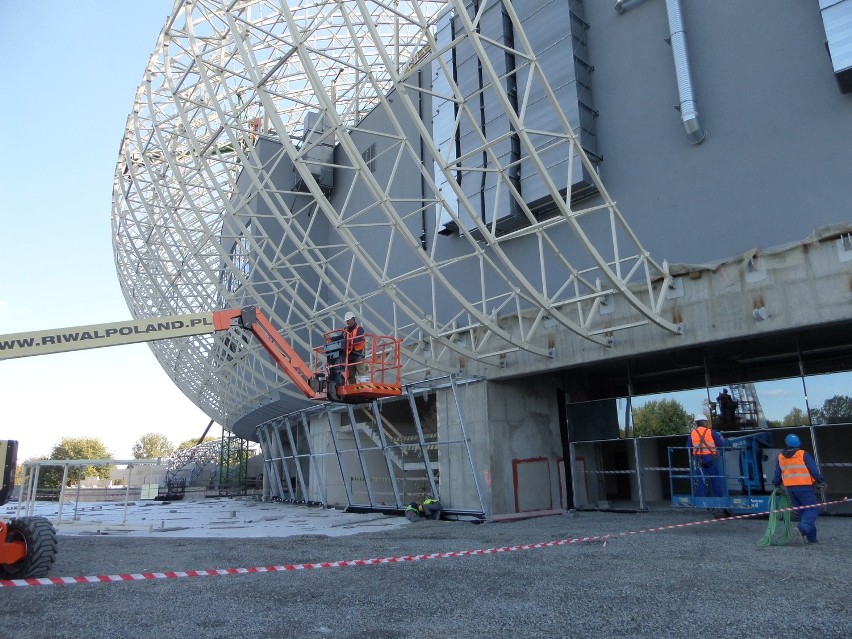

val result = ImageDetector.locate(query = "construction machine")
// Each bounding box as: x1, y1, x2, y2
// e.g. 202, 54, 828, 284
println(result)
0, 306, 403, 577
1, 440, 58, 579
668, 431, 781, 515
0, 306, 403, 403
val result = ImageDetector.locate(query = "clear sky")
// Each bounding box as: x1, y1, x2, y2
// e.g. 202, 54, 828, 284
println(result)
0, 1, 215, 463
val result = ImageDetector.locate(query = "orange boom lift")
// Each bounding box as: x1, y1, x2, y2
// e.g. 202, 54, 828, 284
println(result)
0, 307, 403, 579
0, 306, 403, 403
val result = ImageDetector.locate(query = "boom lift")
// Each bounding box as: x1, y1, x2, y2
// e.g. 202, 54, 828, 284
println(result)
0, 307, 402, 578
0, 306, 403, 403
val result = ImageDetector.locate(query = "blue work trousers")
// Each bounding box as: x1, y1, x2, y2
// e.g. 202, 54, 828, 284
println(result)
693, 455, 726, 497
788, 486, 820, 543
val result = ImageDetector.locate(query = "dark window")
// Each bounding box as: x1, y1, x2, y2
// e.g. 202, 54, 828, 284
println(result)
362, 143, 376, 173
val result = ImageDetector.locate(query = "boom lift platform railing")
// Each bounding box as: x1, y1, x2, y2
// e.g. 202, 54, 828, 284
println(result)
668, 431, 779, 514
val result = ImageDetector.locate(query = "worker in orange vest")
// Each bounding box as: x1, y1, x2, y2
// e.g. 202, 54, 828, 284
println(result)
773, 433, 827, 544
343, 311, 366, 383
686, 417, 729, 497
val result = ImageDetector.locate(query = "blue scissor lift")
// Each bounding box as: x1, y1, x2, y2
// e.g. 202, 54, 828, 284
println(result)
668, 431, 780, 514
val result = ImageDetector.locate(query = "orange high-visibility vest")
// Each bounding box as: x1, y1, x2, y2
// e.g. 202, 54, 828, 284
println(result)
690, 426, 716, 456
779, 450, 813, 487
346, 324, 365, 352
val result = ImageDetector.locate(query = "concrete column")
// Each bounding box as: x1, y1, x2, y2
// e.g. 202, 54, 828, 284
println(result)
485, 378, 562, 515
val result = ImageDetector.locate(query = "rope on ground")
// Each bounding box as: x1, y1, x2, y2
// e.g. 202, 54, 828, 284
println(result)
757, 488, 793, 546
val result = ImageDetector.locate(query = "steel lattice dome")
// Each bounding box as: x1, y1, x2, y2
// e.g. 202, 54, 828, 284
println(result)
112, 0, 677, 430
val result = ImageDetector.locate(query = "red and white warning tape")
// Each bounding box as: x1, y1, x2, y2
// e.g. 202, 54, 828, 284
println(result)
2, 496, 847, 589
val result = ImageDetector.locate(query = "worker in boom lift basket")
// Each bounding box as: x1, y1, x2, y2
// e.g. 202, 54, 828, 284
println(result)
687, 417, 729, 498
716, 388, 738, 427
773, 434, 827, 545
343, 311, 366, 383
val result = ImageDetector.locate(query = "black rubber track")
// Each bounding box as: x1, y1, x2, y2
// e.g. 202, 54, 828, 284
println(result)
0, 516, 58, 579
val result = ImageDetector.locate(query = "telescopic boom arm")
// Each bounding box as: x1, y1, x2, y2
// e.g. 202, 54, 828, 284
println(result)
0, 307, 320, 398
0, 306, 402, 403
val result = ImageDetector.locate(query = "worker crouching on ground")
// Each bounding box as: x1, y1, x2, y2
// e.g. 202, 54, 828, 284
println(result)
773, 434, 827, 545
404, 497, 443, 522
422, 496, 443, 520
405, 501, 425, 522
687, 417, 729, 497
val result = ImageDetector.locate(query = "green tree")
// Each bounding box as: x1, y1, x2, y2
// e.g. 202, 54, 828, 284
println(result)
781, 407, 808, 427
176, 436, 218, 451
817, 395, 852, 425
632, 399, 692, 437
26, 455, 62, 491
49, 437, 113, 486
809, 407, 824, 425
132, 433, 175, 459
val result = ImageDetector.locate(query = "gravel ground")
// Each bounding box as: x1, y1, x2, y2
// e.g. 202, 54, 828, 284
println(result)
2, 507, 850, 639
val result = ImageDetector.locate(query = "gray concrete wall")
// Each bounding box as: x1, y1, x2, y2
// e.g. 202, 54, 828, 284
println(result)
452, 234, 852, 381
484, 378, 563, 515
570, 441, 603, 507
635, 438, 668, 504
584, 0, 852, 264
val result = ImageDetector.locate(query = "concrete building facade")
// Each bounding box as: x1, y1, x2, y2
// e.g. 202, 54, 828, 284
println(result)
113, 1, 852, 517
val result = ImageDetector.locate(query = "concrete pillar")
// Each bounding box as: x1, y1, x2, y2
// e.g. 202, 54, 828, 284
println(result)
485, 378, 562, 515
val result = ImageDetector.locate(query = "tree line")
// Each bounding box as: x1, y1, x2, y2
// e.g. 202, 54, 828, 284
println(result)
19, 433, 218, 489
630, 394, 852, 437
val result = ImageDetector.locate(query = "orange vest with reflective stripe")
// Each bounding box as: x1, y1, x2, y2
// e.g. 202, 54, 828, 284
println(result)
690, 426, 716, 456
345, 324, 365, 352
778, 450, 813, 487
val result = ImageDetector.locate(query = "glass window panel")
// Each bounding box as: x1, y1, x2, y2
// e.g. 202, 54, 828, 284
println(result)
629, 388, 707, 437
805, 371, 852, 424
743, 378, 807, 428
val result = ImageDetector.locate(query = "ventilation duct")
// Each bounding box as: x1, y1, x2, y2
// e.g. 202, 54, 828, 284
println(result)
614, 0, 705, 144
665, 0, 705, 144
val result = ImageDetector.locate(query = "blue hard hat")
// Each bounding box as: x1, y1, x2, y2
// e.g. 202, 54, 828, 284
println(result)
785, 434, 800, 448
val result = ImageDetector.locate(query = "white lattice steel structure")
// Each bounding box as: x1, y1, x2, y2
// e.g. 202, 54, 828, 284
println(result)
112, 0, 680, 429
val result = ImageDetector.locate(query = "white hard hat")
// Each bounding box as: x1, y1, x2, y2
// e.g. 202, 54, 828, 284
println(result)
344, 311, 355, 321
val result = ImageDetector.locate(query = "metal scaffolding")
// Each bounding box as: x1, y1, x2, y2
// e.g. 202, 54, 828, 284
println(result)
256, 375, 487, 517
